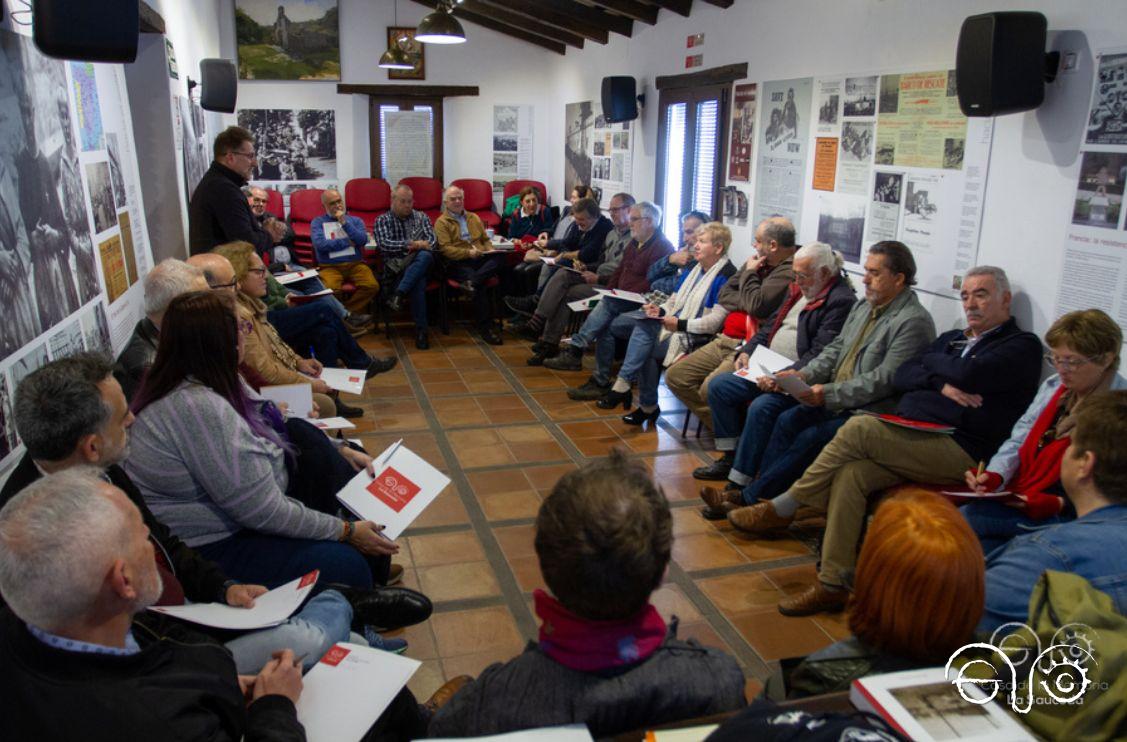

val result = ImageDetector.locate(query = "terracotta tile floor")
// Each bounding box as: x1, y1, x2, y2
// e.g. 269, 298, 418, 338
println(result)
360, 325, 830, 702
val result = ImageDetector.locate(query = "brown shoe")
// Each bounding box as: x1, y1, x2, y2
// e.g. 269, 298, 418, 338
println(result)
699, 485, 743, 520
727, 501, 794, 534
424, 675, 472, 713
778, 582, 848, 617
386, 564, 404, 586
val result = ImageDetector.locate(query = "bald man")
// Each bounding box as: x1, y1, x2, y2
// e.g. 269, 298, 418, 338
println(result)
310, 189, 379, 314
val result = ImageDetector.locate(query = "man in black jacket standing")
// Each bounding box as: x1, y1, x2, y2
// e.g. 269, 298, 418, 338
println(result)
189, 126, 286, 255
731, 266, 1043, 616
0, 468, 307, 741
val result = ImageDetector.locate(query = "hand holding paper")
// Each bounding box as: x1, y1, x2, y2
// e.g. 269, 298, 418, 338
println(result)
148, 571, 319, 630
336, 441, 451, 541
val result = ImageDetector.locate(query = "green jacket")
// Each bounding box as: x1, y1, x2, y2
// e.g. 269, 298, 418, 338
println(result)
263, 274, 291, 312
801, 288, 935, 412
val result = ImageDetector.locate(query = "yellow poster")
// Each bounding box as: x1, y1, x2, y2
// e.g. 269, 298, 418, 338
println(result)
118, 212, 138, 285
875, 70, 967, 170
99, 236, 128, 304
812, 137, 838, 191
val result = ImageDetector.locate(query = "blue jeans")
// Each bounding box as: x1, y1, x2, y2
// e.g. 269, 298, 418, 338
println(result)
570, 297, 636, 383
225, 589, 352, 673
616, 314, 669, 408
290, 276, 348, 319
196, 531, 375, 590
960, 500, 1065, 556
267, 301, 370, 369
707, 373, 771, 451
742, 403, 847, 504
389, 250, 435, 331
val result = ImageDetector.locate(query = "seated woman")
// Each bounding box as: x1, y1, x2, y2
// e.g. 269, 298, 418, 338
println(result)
597, 222, 736, 425
125, 291, 398, 591
777, 490, 982, 698
428, 450, 745, 737
962, 309, 1125, 553
507, 186, 553, 240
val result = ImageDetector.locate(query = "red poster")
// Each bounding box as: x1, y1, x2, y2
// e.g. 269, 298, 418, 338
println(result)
366, 466, 421, 513
727, 83, 757, 182
320, 645, 351, 666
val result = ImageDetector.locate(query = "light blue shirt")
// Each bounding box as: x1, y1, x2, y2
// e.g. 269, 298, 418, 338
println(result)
453, 212, 470, 240
27, 623, 141, 656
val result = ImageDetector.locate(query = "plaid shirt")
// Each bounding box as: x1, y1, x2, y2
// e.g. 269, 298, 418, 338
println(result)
373, 209, 436, 261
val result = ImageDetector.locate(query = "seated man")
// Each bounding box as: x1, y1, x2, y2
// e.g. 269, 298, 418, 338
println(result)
435, 185, 508, 345
248, 186, 371, 333
712, 241, 935, 520
694, 242, 855, 483
728, 266, 1042, 616
427, 450, 746, 737
373, 184, 437, 350
505, 194, 612, 313
0, 469, 449, 740
516, 192, 634, 366
646, 210, 707, 295
981, 390, 1127, 633
0, 356, 361, 673
545, 201, 674, 402
667, 216, 802, 431
310, 188, 379, 316
115, 258, 209, 400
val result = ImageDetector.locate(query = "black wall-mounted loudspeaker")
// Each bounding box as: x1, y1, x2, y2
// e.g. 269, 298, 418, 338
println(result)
956, 11, 1052, 117
199, 59, 238, 113
602, 76, 639, 123
33, 0, 139, 63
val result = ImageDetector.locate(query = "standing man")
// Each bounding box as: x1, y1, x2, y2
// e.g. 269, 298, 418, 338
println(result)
434, 185, 507, 345
373, 185, 437, 350
188, 126, 286, 255
310, 189, 380, 316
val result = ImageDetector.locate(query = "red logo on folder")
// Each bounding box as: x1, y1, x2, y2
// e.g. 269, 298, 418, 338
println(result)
320, 645, 350, 666
366, 467, 421, 513
298, 570, 319, 589
348, 375, 361, 384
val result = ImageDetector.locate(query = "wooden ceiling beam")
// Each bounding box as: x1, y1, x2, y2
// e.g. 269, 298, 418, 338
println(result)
459, 0, 586, 48
474, 0, 611, 44
584, 0, 658, 24
647, 0, 692, 16
535, 0, 634, 36
698, 0, 734, 7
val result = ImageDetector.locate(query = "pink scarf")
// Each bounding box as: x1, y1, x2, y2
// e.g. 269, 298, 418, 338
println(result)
534, 589, 667, 672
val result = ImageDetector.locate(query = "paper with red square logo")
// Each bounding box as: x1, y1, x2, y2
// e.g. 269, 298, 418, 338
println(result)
317, 367, 366, 396
148, 571, 318, 630
336, 441, 451, 540
298, 642, 420, 741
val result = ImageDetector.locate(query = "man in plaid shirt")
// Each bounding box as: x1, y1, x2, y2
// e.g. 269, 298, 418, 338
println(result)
373, 185, 437, 349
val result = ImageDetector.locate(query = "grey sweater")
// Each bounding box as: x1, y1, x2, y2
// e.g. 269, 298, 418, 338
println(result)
124, 381, 340, 547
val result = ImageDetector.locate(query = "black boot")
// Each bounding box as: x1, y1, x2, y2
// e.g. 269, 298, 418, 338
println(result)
544, 344, 583, 371
693, 451, 735, 480
567, 375, 611, 400
326, 583, 434, 632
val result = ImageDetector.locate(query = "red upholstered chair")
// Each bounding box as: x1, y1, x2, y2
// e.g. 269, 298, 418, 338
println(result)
263, 188, 285, 221
502, 179, 547, 206
451, 178, 500, 230
345, 178, 391, 232
398, 177, 444, 223
287, 188, 325, 267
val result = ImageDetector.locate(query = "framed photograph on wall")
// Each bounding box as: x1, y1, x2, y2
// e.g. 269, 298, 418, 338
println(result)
235, 0, 341, 80
387, 26, 425, 80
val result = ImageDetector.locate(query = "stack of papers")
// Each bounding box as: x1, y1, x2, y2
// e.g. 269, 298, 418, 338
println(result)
276, 269, 319, 285
288, 289, 334, 304
336, 440, 451, 540
297, 642, 421, 742
148, 571, 319, 629
318, 368, 366, 396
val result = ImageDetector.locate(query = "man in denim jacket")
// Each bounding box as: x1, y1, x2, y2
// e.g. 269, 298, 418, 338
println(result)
980, 390, 1127, 634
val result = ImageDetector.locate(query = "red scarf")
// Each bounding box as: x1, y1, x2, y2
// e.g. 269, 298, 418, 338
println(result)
1011, 386, 1069, 519
534, 589, 666, 672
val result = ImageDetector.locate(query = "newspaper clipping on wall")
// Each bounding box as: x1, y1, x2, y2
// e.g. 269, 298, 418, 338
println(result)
728, 84, 757, 182
492, 105, 533, 190
1055, 49, 1127, 332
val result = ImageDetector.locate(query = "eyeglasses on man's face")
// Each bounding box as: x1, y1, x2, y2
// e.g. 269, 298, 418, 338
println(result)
209, 280, 238, 291
231, 149, 257, 160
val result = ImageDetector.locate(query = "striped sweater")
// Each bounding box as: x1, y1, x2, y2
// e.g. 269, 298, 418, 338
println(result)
124, 381, 340, 547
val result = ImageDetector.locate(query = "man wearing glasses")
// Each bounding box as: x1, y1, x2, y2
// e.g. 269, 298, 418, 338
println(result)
189, 126, 286, 256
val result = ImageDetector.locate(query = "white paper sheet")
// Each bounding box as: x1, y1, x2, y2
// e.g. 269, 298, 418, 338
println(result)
431, 725, 594, 742
593, 287, 647, 304
336, 441, 451, 540
148, 571, 319, 629
310, 417, 356, 431
567, 297, 599, 312
297, 642, 421, 742
261, 383, 314, 419
772, 372, 813, 397
276, 269, 319, 285
748, 344, 794, 376
319, 367, 366, 396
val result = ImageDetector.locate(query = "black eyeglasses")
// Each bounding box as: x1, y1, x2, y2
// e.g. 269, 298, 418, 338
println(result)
231, 149, 257, 160
209, 280, 238, 290
247, 267, 267, 277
